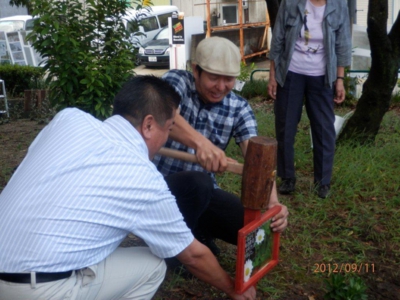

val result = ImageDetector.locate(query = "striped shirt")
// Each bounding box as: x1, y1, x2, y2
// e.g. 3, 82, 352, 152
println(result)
153, 70, 257, 184
0, 108, 193, 272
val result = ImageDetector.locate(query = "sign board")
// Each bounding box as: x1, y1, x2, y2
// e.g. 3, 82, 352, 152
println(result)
171, 12, 184, 45
235, 206, 281, 294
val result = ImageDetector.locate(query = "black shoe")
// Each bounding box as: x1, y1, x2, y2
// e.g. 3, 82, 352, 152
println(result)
317, 185, 330, 199
278, 178, 296, 195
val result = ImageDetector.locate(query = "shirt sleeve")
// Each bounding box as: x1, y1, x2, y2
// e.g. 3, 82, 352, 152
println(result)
335, 0, 352, 67
128, 163, 194, 259
162, 70, 190, 102
232, 97, 258, 144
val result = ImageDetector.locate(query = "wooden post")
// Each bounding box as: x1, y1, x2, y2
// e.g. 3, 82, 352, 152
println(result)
24, 89, 47, 111
24, 90, 33, 111
241, 136, 277, 224
36, 89, 46, 108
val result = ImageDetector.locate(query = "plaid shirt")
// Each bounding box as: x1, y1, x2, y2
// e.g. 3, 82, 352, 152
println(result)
153, 69, 257, 185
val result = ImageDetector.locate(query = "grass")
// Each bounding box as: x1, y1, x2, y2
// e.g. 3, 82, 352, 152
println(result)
162, 93, 400, 299
2, 82, 399, 299
157, 100, 398, 298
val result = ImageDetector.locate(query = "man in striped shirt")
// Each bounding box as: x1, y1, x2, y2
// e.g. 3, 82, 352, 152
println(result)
0, 76, 256, 300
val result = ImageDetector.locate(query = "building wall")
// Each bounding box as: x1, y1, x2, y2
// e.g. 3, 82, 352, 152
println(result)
0, 4, 28, 18
151, 0, 172, 5
356, 0, 400, 27
171, 0, 267, 25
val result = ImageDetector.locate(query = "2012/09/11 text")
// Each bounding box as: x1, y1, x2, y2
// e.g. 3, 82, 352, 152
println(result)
313, 263, 375, 274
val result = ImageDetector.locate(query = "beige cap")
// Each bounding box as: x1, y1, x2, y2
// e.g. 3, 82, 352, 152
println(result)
194, 37, 241, 77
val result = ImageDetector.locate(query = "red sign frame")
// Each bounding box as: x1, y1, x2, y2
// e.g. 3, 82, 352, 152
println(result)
235, 206, 281, 294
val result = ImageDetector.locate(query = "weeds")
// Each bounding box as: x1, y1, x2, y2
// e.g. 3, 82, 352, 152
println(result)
324, 274, 368, 300
1, 85, 399, 299
213, 100, 400, 299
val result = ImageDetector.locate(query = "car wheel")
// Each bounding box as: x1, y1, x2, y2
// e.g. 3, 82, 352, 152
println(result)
134, 57, 141, 66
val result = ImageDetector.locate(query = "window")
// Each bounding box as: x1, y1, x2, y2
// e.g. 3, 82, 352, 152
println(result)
158, 12, 176, 28
0, 21, 25, 32
222, 5, 238, 25
25, 19, 35, 31
141, 16, 158, 32
126, 20, 138, 34
154, 28, 169, 40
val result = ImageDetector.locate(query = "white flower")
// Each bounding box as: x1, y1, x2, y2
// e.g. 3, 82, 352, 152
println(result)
255, 228, 265, 245
244, 259, 253, 282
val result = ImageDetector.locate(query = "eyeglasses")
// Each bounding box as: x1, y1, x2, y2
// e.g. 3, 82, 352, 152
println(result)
307, 44, 320, 54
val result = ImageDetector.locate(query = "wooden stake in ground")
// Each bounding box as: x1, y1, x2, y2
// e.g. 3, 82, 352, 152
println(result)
235, 137, 281, 294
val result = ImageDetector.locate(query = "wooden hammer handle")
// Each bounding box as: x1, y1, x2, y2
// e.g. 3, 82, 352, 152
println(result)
158, 147, 243, 175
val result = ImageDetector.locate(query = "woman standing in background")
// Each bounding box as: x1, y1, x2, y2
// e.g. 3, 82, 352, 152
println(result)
268, 0, 352, 198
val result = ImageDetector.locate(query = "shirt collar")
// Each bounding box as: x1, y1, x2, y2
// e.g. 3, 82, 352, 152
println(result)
103, 115, 149, 156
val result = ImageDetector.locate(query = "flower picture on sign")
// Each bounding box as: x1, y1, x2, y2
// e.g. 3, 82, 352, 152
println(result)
235, 206, 281, 294
243, 220, 272, 282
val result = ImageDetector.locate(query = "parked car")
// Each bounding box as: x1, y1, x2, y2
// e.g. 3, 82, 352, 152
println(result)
124, 5, 178, 47
0, 15, 34, 32
138, 26, 170, 67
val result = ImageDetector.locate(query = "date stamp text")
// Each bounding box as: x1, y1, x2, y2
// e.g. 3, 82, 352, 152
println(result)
313, 263, 375, 274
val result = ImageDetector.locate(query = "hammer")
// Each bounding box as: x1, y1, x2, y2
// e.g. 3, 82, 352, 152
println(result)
158, 137, 277, 210
157, 147, 244, 175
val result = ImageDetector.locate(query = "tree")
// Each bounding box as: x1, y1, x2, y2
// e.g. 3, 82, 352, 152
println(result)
265, 0, 400, 144
9, 0, 32, 14
339, 0, 400, 144
27, 0, 149, 119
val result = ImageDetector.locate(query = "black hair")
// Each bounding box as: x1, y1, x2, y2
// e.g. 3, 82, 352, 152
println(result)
112, 75, 181, 127
196, 64, 203, 76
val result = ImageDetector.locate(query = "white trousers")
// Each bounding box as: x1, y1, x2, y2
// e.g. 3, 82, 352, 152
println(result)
0, 247, 166, 300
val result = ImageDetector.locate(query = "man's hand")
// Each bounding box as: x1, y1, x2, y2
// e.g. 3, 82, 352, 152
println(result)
195, 137, 228, 173
231, 286, 257, 300
169, 114, 228, 173
268, 200, 289, 233
177, 240, 257, 300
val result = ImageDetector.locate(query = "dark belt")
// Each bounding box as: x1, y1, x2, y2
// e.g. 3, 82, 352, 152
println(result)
0, 270, 73, 283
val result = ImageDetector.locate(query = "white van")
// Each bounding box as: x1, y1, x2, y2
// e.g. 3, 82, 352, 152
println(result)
0, 15, 34, 32
124, 6, 178, 46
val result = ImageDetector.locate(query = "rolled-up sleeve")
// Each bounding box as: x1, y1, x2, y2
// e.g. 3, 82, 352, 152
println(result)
335, 2, 352, 67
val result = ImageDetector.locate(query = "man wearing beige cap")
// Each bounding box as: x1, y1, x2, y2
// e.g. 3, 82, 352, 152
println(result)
153, 37, 288, 261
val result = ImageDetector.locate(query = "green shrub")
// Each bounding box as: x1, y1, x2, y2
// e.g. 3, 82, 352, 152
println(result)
237, 61, 256, 82
28, 0, 147, 119
237, 79, 268, 99
0, 64, 45, 97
